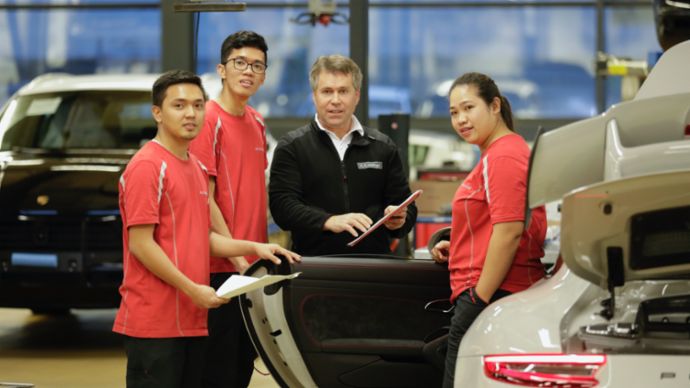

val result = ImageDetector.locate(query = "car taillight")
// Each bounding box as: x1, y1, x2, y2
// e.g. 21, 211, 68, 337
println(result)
685, 124, 690, 137
483, 353, 606, 387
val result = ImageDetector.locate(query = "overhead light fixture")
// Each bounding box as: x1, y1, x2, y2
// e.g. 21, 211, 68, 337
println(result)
291, 0, 348, 26
173, 1, 246, 12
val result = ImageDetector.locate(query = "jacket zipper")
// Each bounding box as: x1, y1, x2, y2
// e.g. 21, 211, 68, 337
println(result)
341, 151, 350, 211
325, 129, 351, 212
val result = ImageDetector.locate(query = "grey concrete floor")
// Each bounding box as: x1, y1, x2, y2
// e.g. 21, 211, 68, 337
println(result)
0, 308, 279, 388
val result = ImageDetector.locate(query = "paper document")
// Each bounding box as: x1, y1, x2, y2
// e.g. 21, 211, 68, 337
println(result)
347, 189, 423, 247
216, 272, 301, 299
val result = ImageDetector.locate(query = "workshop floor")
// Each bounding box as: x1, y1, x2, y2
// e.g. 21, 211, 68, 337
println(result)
0, 308, 279, 388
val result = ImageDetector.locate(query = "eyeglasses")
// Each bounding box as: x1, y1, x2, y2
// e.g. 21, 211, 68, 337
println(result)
224, 57, 267, 74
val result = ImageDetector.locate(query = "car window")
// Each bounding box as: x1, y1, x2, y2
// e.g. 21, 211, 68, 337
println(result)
0, 91, 152, 151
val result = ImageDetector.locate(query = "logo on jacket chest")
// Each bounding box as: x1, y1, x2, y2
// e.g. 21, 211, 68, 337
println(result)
357, 161, 383, 170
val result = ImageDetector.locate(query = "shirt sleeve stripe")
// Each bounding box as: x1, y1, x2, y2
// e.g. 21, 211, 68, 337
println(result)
482, 155, 491, 204
196, 160, 208, 173
253, 112, 265, 127
157, 161, 167, 204
213, 116, 221, 151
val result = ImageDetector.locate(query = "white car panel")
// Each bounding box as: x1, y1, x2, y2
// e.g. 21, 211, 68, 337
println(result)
527, 114, 605, 208
458, 267, 594, 357
528, 40, 690, 208
528, 92, 690, 208
601, 355, 690, 387
604, 119, 690, 181
561, 170, 690, 287
636, 39, 690, 100
241, 265, 318, 388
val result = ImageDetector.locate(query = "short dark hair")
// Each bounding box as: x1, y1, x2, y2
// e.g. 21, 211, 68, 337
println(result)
309, 54, 363, 91
152, 70, 206, 107
220, 30, 268, 65
449, 72, 515, 131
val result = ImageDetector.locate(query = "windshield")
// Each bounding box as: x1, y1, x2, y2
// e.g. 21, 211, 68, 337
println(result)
0, 91, 154, 151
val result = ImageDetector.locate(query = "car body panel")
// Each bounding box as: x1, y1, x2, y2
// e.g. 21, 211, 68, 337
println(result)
241, 256, 451, 388
561, 170, 690, 287
458, 267, 592, 356
528, 40, 690, 208
527, 91, 690, 208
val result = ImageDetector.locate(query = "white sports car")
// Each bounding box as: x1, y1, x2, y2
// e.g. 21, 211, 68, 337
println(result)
239, 40, 690, 387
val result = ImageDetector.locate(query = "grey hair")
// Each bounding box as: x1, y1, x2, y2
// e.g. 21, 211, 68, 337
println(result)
309, 54, 363, 91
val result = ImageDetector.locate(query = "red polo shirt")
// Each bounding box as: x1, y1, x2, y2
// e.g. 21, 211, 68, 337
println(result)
113, 141, 211, 338
448, 134, 546, 302
190, 101, 268, 273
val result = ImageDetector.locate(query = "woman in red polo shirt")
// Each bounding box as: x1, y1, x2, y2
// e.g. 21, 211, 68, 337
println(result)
431, 72, 547, 388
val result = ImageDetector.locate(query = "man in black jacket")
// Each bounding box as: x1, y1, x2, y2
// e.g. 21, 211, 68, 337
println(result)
269, 54, 417, 256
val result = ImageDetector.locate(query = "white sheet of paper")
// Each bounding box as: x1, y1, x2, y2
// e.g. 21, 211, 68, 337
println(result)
215, 272, 301, 299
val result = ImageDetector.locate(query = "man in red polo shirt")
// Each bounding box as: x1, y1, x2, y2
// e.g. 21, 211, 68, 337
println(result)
189, 31, 270, 388
114, 70, 299, 388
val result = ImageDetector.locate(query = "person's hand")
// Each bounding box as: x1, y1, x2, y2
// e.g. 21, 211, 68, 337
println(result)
323, 213, 373, 237
383, 205, 407, 231
188, 283, 228, 309
254, 243, 302, 264
228, 256, 250, 274
431, 240, 450, 264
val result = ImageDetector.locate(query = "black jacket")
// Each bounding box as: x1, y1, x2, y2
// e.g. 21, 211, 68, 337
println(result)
269, 120, 417, 256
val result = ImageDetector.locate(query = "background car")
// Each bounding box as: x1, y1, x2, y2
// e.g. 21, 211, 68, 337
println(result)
0, 73, 157, 313
236, 40, 690, 387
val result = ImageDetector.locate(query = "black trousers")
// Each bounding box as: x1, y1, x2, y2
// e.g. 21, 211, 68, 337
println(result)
202, 272, 257, 388
442, 288, 512, 388
124, 336, 206, 388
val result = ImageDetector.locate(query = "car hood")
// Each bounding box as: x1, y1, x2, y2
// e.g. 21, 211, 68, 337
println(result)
0, 150, 129, 216
560, 169, 690, 288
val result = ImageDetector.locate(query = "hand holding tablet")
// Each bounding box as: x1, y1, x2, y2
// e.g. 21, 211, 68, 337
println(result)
347, 189, 423, 247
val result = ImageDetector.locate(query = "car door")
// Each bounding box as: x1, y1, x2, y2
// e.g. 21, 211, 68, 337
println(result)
240, 255, 451, 388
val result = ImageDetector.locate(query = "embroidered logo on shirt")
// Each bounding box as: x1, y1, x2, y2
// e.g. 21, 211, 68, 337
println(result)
357, 161, 383, 170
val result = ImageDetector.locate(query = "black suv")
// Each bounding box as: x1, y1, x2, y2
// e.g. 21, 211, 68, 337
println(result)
0, 73, 157, 313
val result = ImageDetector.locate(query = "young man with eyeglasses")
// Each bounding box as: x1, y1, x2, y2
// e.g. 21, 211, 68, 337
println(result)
189, 30, 269, 388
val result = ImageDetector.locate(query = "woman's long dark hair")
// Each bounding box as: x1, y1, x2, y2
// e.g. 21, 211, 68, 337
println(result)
449, 72, 514, 131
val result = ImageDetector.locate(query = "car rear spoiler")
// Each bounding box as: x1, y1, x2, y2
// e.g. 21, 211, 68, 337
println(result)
527, 40, 690, 209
